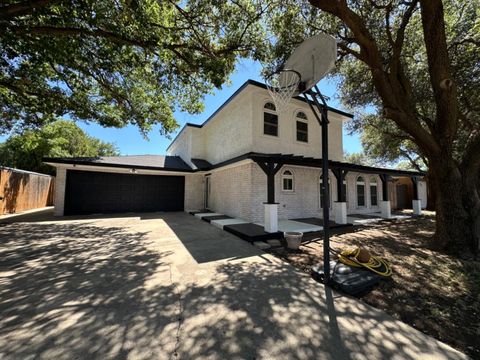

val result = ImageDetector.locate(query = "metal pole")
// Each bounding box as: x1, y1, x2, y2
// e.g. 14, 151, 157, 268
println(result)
305, 87, 331, 285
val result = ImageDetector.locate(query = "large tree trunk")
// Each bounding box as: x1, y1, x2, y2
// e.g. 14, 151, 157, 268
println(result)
426, 168, 436, 211
430, 156, 480, 255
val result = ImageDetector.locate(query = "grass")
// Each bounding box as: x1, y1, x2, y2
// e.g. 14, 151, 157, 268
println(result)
267, 211, 480, 359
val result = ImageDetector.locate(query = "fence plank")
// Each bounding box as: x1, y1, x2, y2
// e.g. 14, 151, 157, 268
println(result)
0, 168, 55, 214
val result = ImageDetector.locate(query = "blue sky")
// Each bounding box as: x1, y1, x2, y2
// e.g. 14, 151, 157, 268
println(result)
3, 59, 363, 155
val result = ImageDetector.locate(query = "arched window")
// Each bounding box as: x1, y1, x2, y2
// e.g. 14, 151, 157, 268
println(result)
296, 111, 308, 142
282, 170, 294, 191
370, 177, 378, 206
357, 176, 365, 207
263, 102, 278, 136
319, 174, 331, 208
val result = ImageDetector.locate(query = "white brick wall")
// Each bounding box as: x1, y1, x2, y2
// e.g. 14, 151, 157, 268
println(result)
54, 167, 66, 216
184, 174, 204, 211
344, 172, 382, 214
250, 87, 346, 162
166, 83, 351, 166
250, 164, 338, 223
207, 162, 253, 221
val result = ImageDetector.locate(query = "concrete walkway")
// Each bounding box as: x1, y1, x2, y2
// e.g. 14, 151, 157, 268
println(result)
0, 211, 466, 359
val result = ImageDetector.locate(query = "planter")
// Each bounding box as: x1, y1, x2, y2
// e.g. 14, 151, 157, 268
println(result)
284, 231, 303, 250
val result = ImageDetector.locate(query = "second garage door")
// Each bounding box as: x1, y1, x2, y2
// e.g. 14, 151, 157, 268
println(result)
64, 170, 185, 215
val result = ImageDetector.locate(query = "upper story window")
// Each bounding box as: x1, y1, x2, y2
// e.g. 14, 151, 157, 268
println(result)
263, 102, 278, 137
357, 176, 365, 207
296, 111, 308, 142
282, 170, 294, 191
370, 177, 378, 206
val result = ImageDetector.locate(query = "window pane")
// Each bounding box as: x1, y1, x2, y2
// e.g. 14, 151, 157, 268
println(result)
357, 184, 365, 206
297, 131, 308, 142
370, 185, 377, 206
296, 111, 307, 120
264, 102, 276, 111
296, 121, 308, 142
264, 112, 278, 125
297, 121, 308, 131
283, 178, 293, 191
264, 112, 278, 136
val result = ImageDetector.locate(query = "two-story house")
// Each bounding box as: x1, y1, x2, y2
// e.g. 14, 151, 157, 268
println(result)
45, 80, 427, 232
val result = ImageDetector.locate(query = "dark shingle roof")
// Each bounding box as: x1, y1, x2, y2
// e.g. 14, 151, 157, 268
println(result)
191, 158, 212, 170
43, 155, 193, 172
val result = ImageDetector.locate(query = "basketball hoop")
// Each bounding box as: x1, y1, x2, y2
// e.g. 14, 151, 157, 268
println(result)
265, 69, 301, 112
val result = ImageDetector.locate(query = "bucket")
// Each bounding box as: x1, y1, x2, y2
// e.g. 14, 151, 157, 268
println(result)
284, 231, 303, 249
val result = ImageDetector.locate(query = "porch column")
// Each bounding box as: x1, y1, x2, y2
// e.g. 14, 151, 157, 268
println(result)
379, 174, 392, 219
332, 168, 348, 224
411, 177, 422, 215
256, 161, 284, 233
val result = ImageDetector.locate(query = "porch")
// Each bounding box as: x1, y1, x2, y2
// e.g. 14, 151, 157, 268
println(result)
251, 152, 426, 234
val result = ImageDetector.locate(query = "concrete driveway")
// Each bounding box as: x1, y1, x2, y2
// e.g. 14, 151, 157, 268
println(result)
0, 210, 466, 360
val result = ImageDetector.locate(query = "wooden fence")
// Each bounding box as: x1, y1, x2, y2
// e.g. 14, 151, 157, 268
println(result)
0, 167, 55, 215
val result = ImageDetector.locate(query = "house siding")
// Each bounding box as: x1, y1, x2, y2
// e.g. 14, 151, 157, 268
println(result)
203, 91, 253, 164
184, 174, 204, 211
249, 166, 388, 223
207, 162, 253, 221
250, 87, 345, 162
54, 167, 66, 216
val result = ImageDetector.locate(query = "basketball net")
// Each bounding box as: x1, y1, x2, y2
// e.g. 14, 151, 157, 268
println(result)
265, 69, 301, 112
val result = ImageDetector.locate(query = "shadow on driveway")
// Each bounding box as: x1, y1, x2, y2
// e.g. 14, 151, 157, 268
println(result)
0, 212, 466, 360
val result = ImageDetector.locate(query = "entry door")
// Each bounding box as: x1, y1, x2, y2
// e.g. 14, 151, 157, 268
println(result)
205, 176, 211, 209
396, 184, 409, 209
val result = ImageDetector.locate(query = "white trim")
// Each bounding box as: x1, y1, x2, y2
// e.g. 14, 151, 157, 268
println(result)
208, 159, 253, 173
46, 163, 191, 176
262, 100, 279, 137
281, 168, 295, 192
356, 175, 366, 208
369, 176, 379, 207
294, 110, 309, 144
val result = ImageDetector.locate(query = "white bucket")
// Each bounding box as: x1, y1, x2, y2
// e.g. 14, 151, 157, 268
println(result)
284, 231, 303, 249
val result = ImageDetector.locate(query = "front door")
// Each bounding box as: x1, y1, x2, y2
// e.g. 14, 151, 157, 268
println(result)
205, 176, 211, 209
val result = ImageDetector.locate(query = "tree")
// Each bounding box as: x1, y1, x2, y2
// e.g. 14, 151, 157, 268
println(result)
0, 120, 119, 174
343, 151, 378, 166
0, 0, 267, 135
264, 0, 479, 254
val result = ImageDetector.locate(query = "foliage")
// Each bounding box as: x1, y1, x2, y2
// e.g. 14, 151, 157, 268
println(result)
358, 115, 427, 171
262, 0, 480, 252
0, 0, 268, 135
343, 151, 378, 166
0, 120, 119, 174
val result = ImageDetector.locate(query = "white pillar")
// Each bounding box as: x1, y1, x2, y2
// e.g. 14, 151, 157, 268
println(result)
333, 202, 347, 224
412, 200, 422, 215
380, 201, 391, 219
54, 167, 67, 216
264, 203, 278, 233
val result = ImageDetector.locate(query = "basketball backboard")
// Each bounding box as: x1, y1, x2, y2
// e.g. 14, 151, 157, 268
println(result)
284, 33, 337, 95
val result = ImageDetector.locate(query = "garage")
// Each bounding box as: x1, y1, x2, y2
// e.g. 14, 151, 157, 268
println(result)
64, 170, 185, 215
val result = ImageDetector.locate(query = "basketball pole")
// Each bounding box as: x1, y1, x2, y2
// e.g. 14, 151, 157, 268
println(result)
305, 85, 331, 285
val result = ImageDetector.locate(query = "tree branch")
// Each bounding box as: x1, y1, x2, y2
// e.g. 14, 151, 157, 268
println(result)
0, 0, 60, 20
309, 0, 440, 156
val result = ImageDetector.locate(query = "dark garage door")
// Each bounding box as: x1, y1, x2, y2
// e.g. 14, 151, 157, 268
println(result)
64, 170, 184, 215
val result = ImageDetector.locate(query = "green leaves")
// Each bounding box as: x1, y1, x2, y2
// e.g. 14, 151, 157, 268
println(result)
0, 0, 267, 135
0, 119, 119, 174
